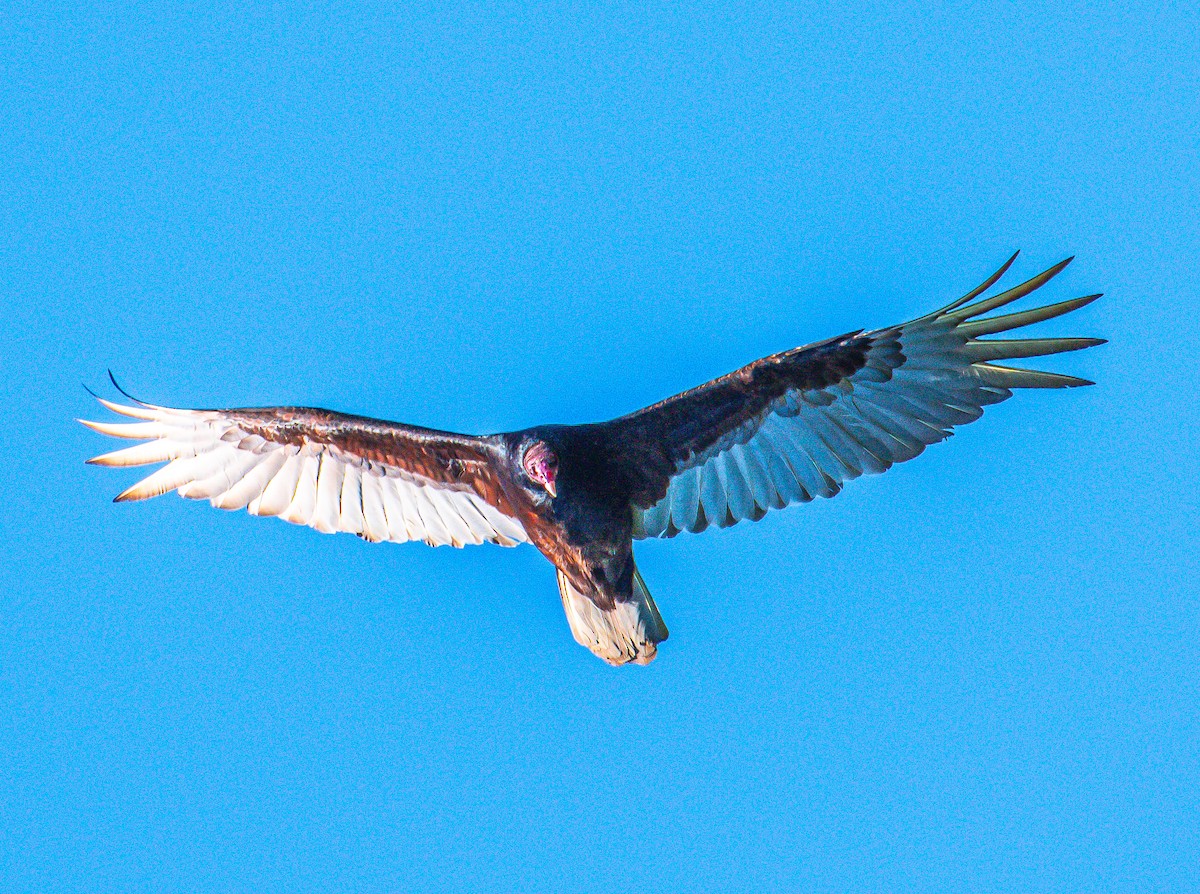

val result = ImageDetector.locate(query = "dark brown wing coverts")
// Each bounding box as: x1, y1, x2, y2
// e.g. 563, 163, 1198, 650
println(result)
604, 332, 874, 508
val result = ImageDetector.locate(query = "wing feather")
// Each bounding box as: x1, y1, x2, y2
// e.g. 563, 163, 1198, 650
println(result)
214, 449, 288, 511
280, 453, 320, 526
310, 452, 345, 534
179, 450, 262, 501
379, 476, 413, 543
337, 464, 365, 535
252, 450, 303, 517
617, 255, 1103, 538
359, 472, 390, 543
82, 401, 528, 548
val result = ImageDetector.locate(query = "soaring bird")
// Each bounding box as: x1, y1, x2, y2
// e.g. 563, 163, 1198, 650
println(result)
82, 254, 1102, 665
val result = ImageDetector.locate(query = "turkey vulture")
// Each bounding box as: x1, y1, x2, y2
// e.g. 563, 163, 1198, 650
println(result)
82, 254, 1103, 665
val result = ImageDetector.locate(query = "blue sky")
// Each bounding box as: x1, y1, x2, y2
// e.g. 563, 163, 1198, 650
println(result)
2, 2, 1197, 891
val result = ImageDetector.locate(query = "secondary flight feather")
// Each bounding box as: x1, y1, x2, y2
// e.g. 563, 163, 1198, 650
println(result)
82, 254, 1103, 665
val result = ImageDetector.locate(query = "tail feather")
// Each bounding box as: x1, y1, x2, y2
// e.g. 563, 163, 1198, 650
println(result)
556, 564, 668, 666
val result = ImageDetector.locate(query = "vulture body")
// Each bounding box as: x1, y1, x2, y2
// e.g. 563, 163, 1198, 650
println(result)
82, 254, 1103, 665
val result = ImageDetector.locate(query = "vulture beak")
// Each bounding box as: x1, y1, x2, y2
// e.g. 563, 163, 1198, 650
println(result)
523, 441, 558, 499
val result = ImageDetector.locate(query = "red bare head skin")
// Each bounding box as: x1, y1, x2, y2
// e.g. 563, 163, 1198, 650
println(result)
522, 441, 558, 498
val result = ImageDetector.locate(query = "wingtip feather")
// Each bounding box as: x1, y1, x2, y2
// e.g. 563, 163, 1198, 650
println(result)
949, 256, 1077, 322
959, 293, 1102, 338
92, 397, 159, 420
108, 370, 146, 406
973, 362, 1095, 389
963, 336, 1107, 362
938, 250, 1022, 314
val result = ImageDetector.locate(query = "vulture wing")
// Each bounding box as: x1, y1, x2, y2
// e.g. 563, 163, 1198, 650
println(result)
81, 394, 528, 548
605, 254, 1104, 538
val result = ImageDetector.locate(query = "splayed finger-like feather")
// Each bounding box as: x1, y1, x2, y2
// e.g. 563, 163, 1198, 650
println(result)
960, 294, 1100, 337
88, 439, 198, 468
936, 251, 1020, 314
964, 337, 1105, 362
78, 420, 170, 440
972, 364, 1093, 389
947, 257, 1073, 321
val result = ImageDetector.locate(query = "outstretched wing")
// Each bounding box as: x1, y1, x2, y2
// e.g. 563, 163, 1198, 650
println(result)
606, 254, 1104, 538
81, 395, 529, 547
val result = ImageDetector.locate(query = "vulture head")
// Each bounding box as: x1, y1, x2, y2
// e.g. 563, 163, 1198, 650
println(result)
520, 440, 558, 498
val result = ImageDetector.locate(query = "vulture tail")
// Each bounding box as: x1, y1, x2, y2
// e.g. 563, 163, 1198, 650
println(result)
556, 564, 668, 666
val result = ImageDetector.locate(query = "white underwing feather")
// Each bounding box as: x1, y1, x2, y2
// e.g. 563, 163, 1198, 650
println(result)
179, 450, 261, 500
215, 450, 287, 511
280, 453, 319, 526
253, 451, 303, 517
359, 472, 390, 542
310, 452, 345, 533
337, 464, 365, 535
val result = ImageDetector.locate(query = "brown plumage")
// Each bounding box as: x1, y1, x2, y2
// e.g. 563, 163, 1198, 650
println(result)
81, 254, 1103, 665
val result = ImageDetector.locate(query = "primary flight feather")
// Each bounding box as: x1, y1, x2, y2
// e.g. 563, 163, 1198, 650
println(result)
82, 253, 1103, 665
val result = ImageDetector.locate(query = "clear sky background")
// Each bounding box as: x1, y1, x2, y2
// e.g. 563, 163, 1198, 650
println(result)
2, 3, 1197, 892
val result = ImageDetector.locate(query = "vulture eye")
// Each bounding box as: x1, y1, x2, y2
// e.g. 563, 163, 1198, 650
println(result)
522, 441, 558, 498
